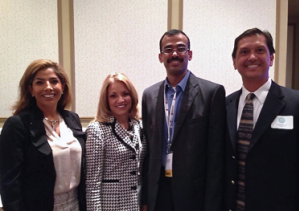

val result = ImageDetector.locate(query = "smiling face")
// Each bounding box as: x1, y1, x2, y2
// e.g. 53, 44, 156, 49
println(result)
159, 33, 192, 78
29, 67, 64, 111
233, 34, 274, 87
107, 80, 132, 121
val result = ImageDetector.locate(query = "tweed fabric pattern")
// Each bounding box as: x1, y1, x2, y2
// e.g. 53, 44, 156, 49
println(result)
236, 93, 255, 211
86, 117, 146, 211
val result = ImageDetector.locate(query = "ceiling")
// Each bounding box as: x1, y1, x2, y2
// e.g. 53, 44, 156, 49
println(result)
288, 0, 299, 18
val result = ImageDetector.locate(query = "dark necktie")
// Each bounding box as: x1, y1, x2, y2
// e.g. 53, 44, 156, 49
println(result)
236, 93, 255, 211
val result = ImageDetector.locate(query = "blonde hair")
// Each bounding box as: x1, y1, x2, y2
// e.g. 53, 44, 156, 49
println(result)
12, 59, 72, 115
95, 72, 140, 122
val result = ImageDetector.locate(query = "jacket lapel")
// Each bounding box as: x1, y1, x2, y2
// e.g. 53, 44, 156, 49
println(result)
61, 110, 85, 147
62, 111, 75, 129
156, 83, 165, 146
248, 82, 285, 151
226, 90, 241, 151
29, 108, 85, 155
146, 81, 165, 154
29, 106, 52, 155
172, 73, 198, 143
113, 118, 141, 153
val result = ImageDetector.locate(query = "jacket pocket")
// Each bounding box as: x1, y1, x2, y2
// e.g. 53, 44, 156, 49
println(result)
102, 179, 119, 183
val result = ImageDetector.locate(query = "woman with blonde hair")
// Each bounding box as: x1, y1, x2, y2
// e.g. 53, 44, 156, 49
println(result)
86, 72, 146, 210
0, 59, 86, 211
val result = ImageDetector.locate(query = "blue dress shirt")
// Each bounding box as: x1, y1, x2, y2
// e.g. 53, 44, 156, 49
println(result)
162, 70, 190, 166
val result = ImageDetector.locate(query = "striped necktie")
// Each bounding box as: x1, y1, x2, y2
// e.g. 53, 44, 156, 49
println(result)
236, 93, 255, 211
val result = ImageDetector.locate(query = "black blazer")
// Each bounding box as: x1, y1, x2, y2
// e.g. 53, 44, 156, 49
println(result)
142, 72, 226, 211
225, 81, 299, 211
0, 105, 86, 211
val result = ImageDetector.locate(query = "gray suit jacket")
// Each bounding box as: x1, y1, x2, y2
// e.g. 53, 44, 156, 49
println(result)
142, 72, 226, 211
225, 81, 299, 211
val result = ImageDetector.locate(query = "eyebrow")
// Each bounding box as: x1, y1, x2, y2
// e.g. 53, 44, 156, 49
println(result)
164, 44, 186, 48
33, 77, 59, 81
239, 43, 267, 49
109, 90, 129, 94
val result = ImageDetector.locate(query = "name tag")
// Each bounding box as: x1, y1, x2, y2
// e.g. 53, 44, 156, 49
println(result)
271, 116, 293, 130
165, 153, 173, 177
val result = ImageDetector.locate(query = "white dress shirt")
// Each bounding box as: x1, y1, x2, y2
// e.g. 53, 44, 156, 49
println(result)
237, 78, 272, 129
43, 115, 82, 195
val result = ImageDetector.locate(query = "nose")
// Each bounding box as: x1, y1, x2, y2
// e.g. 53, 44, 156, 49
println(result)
44, 81, 53, 91
248, 52, 257, 61
118, 96, 125, 102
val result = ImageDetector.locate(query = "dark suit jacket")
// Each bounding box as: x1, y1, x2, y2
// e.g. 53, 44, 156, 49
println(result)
225, 81, 299, 211
142, 72, 226, 211
0, 105, 86, 211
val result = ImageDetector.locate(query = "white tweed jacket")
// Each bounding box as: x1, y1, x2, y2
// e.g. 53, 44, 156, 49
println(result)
85, 117, 146, 211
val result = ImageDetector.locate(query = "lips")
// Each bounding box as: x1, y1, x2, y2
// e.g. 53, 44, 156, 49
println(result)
116, 104, 126, 108
247, 64, 259, 68
43, 94, 54, 98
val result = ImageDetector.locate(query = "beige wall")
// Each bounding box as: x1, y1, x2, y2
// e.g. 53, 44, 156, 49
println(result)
0, 0, 288, 127
0, 0, 59, 127
289, 17, 299, 89
183, 0, 277, 95
73, 0, 167, 118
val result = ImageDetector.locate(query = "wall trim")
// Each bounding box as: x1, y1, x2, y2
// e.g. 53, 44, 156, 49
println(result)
275, 0, 288, 86
168, 0, 183, 30
57, 0, 75, 111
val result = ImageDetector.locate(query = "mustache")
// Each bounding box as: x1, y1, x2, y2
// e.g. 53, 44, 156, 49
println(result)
167, 57, 183, 63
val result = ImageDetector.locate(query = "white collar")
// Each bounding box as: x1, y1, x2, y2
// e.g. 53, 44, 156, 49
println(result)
240, 78, 271, 105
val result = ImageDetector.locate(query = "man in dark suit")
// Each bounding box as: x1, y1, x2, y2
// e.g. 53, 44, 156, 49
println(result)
141, 29, 226, 211
225, 28, 299, 211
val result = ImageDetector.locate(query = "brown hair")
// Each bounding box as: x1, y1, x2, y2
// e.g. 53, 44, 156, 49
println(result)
12, 59, 72, 115
95, 72, 140, 122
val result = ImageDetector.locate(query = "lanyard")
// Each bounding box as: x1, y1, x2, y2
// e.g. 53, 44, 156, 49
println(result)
164, 88, 177, 153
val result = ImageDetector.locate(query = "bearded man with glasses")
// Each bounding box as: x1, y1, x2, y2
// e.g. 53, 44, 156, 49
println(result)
141, 29, 226, 211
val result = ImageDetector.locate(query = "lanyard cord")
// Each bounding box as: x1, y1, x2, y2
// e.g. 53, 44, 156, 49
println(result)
164, 88, 177, 153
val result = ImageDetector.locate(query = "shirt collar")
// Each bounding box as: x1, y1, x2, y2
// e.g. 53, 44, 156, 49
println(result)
240, 78, 272, 105
164, 70, 190, 91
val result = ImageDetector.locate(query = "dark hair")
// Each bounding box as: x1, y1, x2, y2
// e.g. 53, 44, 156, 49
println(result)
12, 59, 72, 115
159, 29, 190, 53
232, 28, 275, 58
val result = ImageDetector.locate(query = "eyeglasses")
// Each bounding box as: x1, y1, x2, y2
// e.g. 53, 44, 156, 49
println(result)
161, 46, 189, 54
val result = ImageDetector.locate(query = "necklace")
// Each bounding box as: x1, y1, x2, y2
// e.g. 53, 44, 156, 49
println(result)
44, 117, 59, 131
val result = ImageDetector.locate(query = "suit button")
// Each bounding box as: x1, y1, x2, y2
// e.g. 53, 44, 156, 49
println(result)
130, 171, 137, 175
131, 186, 137, 190
231, 180, 235, 185
232, 156, 235, 159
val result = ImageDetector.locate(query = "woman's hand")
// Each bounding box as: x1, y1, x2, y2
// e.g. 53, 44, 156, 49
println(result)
140, 205, 147, 211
